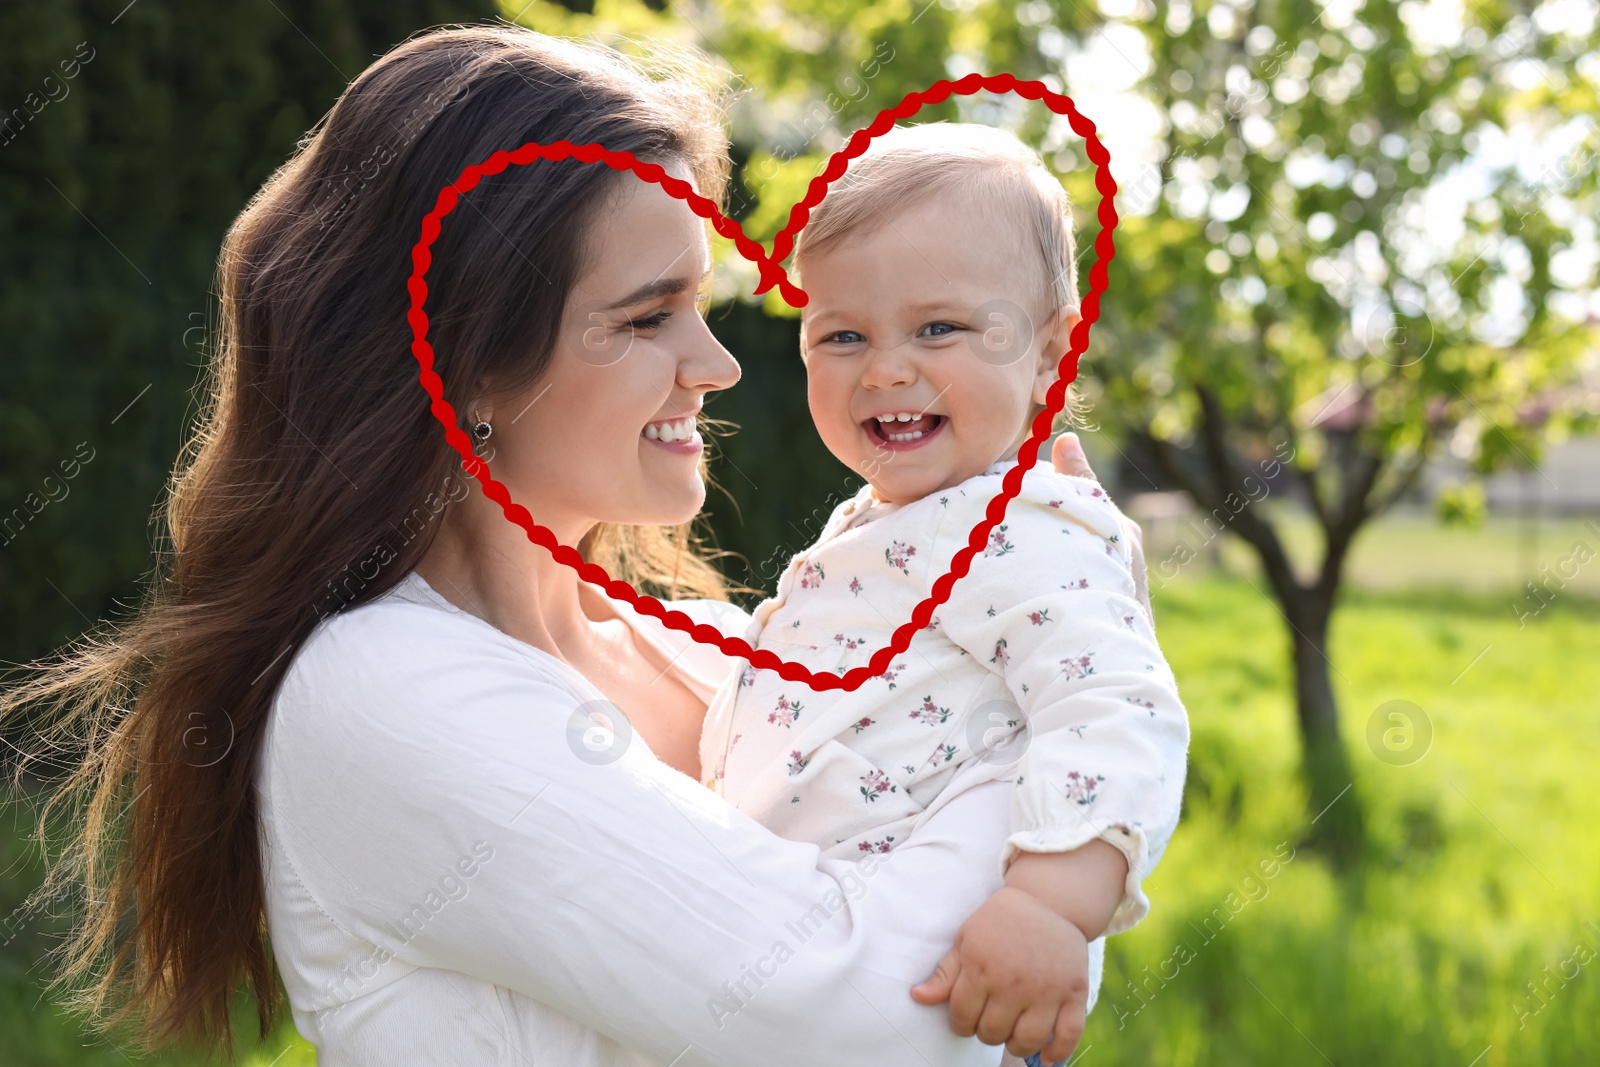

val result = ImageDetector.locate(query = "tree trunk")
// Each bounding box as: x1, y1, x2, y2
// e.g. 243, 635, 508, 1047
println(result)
1287, 591, 1364, 865
1135, 421, 1369, 863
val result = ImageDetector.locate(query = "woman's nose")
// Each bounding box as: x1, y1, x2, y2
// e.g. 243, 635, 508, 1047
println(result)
679, 311, 740, 392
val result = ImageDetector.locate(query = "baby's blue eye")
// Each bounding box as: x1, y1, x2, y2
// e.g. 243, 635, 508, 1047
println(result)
827, 330, 865, 344
921, 322, 958, 337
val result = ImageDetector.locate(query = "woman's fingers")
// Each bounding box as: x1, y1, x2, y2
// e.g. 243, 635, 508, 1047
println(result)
910, 945, 960, 1005
1050, 432, 1096, 481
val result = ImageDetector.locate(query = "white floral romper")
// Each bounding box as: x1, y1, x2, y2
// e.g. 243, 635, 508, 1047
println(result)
698, 460, 1190, 938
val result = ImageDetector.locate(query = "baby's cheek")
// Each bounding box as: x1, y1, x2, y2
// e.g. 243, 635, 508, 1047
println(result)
807, 378, 857, 448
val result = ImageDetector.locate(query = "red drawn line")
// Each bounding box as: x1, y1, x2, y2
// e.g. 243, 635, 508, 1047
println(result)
406, 74, 1119, 692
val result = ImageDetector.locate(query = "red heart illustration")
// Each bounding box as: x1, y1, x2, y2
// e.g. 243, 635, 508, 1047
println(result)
407, 73, 1119, 692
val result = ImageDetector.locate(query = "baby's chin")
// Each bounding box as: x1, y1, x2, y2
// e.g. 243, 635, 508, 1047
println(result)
865, 461, 991, 505
867, 478, 930, 505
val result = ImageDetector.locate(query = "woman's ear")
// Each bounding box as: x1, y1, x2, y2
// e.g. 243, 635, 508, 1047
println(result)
468, 376, 495, 424
1031, 304, 1082, 406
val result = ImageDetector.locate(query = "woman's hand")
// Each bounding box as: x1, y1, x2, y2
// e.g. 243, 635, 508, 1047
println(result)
1051, 432, 1152, 622
1047, 431, 1097, 482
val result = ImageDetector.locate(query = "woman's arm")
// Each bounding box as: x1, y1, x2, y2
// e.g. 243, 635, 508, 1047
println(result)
264, 598, 1013, 1067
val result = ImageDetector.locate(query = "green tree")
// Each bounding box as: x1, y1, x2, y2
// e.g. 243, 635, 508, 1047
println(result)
1077, 0, 1598, 858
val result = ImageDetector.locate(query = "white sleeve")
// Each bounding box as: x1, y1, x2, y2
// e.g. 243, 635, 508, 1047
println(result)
938, 474, 1190, 937
266, 599, 1013, 1067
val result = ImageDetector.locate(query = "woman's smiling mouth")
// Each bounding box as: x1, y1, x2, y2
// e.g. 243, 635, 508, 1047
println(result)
863, 411, 945, 450
643, 415, 702, 453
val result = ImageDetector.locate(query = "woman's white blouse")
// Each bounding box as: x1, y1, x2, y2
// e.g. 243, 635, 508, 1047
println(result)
258, 571, 1019, 1066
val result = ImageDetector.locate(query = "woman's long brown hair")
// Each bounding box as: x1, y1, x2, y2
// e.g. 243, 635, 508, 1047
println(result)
1, 24, 734, 1056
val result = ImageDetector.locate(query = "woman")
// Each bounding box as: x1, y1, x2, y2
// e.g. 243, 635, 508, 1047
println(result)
3, 24, 1138, 1066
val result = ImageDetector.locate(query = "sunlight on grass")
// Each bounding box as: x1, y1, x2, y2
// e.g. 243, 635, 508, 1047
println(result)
237, 1030, 316, 1067
1150, 503, 1600, 600
1091, 577, 1600, 1066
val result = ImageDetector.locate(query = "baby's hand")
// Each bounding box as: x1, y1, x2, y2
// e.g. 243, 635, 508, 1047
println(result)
910, 885, 1088, 1065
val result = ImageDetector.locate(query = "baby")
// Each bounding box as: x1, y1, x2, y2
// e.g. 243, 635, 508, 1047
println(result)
698, 122, 1189, 1066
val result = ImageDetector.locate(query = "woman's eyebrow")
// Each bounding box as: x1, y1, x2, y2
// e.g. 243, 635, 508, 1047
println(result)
602, 266, 713, 310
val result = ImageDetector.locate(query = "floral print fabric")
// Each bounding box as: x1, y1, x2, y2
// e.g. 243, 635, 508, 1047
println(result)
698, 461, 1190, 937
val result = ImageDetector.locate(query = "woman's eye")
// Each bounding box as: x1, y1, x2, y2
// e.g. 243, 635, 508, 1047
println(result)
920, 322, 959, 338
629, 309, 672, 331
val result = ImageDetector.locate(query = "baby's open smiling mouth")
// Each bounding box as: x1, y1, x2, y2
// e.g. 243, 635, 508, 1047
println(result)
863, 412, 945, 450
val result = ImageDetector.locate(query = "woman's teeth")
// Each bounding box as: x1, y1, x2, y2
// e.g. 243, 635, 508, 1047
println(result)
644, 417, 697, 442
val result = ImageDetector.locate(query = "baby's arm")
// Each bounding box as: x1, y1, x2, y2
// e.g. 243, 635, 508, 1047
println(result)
921, 473, 1190, 1060
949, 475, 1188, 927
912, 840, 1127, 1063
1004, 840, 1127, 945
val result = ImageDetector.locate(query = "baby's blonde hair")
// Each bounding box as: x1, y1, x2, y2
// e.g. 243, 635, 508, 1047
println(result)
794, 121, 1079, 321
794, 121, 1088, 431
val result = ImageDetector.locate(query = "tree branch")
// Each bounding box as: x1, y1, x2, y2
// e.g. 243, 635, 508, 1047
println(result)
1142, 432, 1221, 511
1186, 385, 1306, 606
1290, 452, 1334, 531
1365, 447, 1430, 518
1315, 447, 1384, 604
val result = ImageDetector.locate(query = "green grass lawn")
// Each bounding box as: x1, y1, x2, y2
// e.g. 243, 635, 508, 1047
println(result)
1092, 575, 1600, 1067
2, 567, 1597, 1064
0, 809, 315, 1067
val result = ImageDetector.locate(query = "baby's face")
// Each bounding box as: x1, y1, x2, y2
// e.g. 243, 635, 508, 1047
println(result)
799, 190, 1075, 505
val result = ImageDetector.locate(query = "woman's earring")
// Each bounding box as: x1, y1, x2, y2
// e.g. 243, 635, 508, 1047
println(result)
471, 410, 493, 456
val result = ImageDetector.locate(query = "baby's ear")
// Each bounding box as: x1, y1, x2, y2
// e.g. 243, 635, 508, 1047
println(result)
1031, 304, 1082, 405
